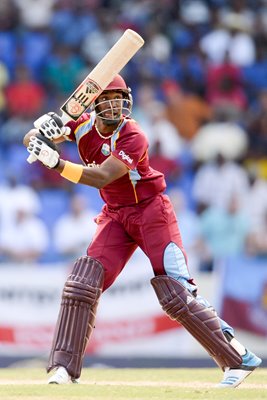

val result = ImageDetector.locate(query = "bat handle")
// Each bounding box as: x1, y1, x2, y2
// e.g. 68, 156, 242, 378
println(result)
27, 153, 37, 164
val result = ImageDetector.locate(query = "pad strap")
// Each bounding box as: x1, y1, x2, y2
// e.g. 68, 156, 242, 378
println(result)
151, 276, 242, 370
47, 256, 104, 378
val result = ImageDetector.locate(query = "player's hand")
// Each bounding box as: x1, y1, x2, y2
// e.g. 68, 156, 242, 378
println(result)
34, 112, 71, 140
27, 134, 60, 168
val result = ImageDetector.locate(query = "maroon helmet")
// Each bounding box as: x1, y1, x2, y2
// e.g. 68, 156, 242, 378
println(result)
104, 74, 128, 92
94, 74, 132, 125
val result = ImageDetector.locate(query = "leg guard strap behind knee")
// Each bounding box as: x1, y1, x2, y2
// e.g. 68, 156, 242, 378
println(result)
47, 256, 104, 378
151, 276, 242, 370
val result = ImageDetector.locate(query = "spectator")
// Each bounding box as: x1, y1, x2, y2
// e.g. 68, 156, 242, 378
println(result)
132, 82, 159, 135
0, 1, 19, 78
162, 79, 213, 142
0, 61, 9, 115
246, 210, 267, 257
4, 63, 47, 118
0, 203, 49, 263
191, 110, 248, 161
167, 47, 207, 95
220, 0, 255, 33
145, 100, 186, 159
20, 29, 52, 81
0, 175, 41, 227
0, 114, 33, 144
192, 153, 249, 211
242, 165, 267, 236
43, 43, 86, 99
13, 0, 55, 30
246, 88, 267, 158
242, 41, 267, 99
53, 193, 97, 261
199, 7, 231, 65
52, 1, 99, 49
149, 140, 181, 185
81, 10, 122, 65
197, 194, 250, 272
206, 51, 247, 119
200, 11, 256, 66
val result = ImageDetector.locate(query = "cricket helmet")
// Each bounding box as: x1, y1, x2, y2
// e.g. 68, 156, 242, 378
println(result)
94, 74, 133, 125
104, 74, 128, 91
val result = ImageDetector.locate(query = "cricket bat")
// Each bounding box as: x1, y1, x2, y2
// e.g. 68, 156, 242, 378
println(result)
27, 29, 144, 163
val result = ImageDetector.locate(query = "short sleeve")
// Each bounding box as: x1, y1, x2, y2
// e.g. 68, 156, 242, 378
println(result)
65, 113, 92, 142
112, 121, 148, 170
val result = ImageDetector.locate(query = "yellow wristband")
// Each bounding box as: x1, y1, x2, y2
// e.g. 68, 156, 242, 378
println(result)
60, 161, 83, 183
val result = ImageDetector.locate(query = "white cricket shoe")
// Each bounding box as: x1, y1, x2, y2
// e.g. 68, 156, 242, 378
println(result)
217, 350, 262, 388
48, 366, 79, 384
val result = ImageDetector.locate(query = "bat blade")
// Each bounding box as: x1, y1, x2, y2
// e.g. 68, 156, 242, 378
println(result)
60, 29, 144, 122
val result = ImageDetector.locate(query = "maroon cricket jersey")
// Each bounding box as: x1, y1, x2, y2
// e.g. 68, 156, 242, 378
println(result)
66, 112, 166, 207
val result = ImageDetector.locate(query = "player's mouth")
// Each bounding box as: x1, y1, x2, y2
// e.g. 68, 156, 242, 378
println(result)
104, 110, 120, 118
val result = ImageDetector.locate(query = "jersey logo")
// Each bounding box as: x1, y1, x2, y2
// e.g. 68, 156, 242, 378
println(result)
101, 143, 110, 156
119, 150, 133, 164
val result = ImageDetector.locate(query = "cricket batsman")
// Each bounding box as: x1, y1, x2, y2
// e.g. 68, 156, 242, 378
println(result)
23, 74, 262, 387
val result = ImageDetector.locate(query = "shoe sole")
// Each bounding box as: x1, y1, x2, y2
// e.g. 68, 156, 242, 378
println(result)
48, 379, 79, 384
217, 364, 262, 389
218, 370, 253, 388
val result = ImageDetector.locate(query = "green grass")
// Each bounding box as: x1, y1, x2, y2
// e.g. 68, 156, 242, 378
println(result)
0, 368, 266, 399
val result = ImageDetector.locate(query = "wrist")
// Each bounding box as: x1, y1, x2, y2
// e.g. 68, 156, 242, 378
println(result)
60, 161, 83, 183
53, 159, 64, 172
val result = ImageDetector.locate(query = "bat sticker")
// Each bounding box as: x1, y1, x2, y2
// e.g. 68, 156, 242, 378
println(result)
61, 79, 101, 120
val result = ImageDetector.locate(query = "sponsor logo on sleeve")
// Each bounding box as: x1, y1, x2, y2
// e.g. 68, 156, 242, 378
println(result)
118, 150, 133, 164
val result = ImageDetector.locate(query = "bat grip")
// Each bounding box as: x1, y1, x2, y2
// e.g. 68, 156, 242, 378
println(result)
27, 153, 37, 164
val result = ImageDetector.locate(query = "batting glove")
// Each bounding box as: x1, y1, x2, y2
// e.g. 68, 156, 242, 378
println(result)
27, 134, 60, 168
34, 112, 71, 140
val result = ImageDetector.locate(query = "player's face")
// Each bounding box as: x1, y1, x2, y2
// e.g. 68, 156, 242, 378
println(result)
97, 90, 124, 120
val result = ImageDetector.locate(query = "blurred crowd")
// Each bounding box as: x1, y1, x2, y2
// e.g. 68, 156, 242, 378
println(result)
0, 0, 267, 270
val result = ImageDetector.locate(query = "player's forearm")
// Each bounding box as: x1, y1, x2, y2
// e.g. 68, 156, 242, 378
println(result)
55, 160, 116, 189
26, 133, 128, 188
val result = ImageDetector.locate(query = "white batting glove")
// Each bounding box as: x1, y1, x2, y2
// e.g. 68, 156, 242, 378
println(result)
34, 112, 71, 140
27, 134, 60, 168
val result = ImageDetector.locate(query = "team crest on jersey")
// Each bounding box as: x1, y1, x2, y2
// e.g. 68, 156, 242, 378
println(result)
101, 143, 110, 156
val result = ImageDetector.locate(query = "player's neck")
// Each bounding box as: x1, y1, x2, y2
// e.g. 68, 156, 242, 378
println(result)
95, 118, 120, 135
